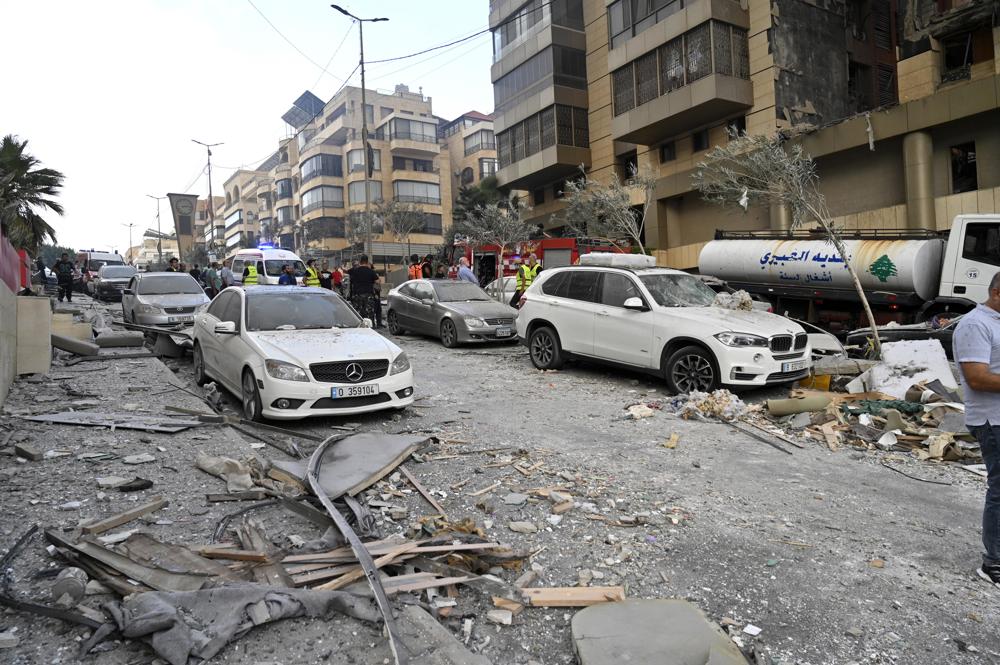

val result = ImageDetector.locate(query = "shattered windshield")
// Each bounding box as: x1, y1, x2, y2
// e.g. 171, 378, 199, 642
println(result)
638, 274, 716, 307
433, 281, 491, 302
137, 275, 204, 295
246, 292, 361, 331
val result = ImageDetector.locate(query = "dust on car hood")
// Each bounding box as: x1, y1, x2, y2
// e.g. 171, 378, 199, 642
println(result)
249, 328, 400, 367
656, 306, 804, 337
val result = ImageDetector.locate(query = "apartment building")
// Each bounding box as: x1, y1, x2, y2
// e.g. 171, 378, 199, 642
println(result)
489, 0, 1000, 269
438, 111, 499, 213
215, 85, 455, 269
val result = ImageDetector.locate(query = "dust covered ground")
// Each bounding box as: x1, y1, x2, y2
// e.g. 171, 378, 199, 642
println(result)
0, 295, 997, 665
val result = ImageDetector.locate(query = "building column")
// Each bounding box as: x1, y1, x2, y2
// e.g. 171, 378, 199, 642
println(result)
903, 131, 935, 230
769, 200, 792, 231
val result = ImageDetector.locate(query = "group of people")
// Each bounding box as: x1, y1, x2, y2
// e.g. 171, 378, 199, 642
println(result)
164, 257, 233, 298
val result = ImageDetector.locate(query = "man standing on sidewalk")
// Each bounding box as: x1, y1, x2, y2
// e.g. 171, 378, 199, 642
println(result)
954, 271, 1000, 589
457, 257, 477, 284
220, 259, 234, 289
52, 252, 74, 303
348, 255, 380, 326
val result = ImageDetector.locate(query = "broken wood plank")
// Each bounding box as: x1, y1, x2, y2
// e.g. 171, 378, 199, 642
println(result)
81, 496, 168, 535
237, 520, 293, 587
399, 465, 446, 516
820, 421, 841, 452
492, 596, 525, 616
291, 564, 360, 586
283, 541, 501, 564
206, 490, 270, 503
25, 411, 200, 433
521, 586, 626, 607
467, 482, 500, 497
198, 547, 271, 562
387, 575, 470, 595
409, 557, 526, 604
315, 542, 419, 591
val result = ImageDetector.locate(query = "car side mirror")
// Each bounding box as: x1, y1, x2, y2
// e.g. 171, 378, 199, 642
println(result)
214, 321, 238, 335
623, 297, 648, 311
361, 318, 373, 328
420, 298, 434, 306
123, 289, 133, 295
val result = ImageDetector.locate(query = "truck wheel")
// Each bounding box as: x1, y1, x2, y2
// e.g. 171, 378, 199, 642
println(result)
529, 326, 563, 370
665, 346, 719, 394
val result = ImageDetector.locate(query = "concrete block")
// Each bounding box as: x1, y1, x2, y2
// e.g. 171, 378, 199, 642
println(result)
572, 599, 748, 665
16, 296, 51, 375
398, 605, 492, 665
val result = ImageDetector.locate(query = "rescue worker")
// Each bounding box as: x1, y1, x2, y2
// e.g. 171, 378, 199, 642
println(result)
510, 253, 539, 308
304, 258, 320, 287
52, 252, 75, 303
408, 254, 422, 281
242, 260, 259, 286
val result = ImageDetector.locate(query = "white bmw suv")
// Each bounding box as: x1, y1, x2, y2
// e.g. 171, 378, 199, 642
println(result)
515, 254, 811, 393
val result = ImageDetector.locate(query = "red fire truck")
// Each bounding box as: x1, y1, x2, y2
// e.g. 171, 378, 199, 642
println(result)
446, 237, 628, 283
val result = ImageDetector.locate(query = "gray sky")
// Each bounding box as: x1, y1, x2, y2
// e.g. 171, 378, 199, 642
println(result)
1, 0, 493, 254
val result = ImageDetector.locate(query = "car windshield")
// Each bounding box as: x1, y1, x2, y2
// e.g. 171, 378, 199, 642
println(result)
639, 273, 717, 307
246, 292, 361, 331
102, 266, 135, 278
137, 275, 204, 295
264, 260, 306, 277
433, 281, 491, 302
89, 259, 123, 272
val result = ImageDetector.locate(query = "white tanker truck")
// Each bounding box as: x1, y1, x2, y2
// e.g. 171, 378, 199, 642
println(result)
698, 214, 1000, 331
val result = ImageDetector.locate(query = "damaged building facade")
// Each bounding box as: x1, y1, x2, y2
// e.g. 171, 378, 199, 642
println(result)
489, 0, 1000, 268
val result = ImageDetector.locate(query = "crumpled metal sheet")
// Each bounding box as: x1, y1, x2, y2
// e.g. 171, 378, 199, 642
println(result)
105, 584, 379, 665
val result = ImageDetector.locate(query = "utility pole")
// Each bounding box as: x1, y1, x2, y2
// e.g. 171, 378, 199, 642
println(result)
332, 5, 388, 261
193, 139, 224, 256
122, 222, 136, 265
145, 195, 166, 267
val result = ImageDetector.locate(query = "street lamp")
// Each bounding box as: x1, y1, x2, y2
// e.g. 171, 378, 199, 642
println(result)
122, 222, 137, 265
331, 4, 388, 261
146, 195, 166, 267
193, 139, 224, 257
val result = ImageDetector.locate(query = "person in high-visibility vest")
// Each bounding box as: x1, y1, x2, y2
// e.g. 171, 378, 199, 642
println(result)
304, 258, 320, 287
243, 262, 259, 286
407, 254, 422, 281
510, 253, 540, 307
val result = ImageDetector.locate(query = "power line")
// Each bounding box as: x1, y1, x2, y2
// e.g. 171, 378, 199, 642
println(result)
367, 27, 489, 64
182, 165, 206, 194
245, 0, 344, 82
312, 23, 355, 90
367, 31, 489, 83
373, 36, 489, 88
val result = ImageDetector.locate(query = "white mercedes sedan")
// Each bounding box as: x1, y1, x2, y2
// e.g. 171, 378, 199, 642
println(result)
192, 286, 414, 421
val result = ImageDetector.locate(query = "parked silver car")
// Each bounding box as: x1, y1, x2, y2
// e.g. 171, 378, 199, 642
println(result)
386, 279, 518, 347
90, 264, 137, 301
122, 272, 210, 326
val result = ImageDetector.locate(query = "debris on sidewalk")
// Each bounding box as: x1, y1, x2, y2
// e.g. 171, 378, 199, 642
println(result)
668, 390, 748, 421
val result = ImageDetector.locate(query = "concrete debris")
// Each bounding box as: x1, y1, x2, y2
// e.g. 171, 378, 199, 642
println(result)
486, 609, 513, 625
626, 404, 656, 420
507, 521, 538, 534
123, 453, 156, 465
711, 290, 754, 311
669, 390, 747, 422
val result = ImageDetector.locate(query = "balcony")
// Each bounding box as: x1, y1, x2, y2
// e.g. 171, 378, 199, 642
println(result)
497, 143, 590, 190
388, 132, 440, 156
393, 195, 441, 205
464, 142, 497, 156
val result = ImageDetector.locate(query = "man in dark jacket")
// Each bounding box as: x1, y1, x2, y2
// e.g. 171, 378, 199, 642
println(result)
52, 252, 74, 302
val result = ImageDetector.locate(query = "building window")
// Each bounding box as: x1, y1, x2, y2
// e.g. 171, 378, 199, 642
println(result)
480, 158, 498, 179
692, 129, 709, 152
275, 179, 293, 200
492, 45, 586, 113
393, 180, 441, 204
392, 156, 434, 172
612, 20, 748, 116
304, 216, 345, 239
224, 209, 242, 231
276, 206, 293, 224
422, 213, 443, 235
363, 104, 374, 125
301, 185, 345, 213
461, 167, 474, 185
951, 142, 978, 194
301, 154, 344, 182
532, 188, 545, 205
496, 104, 589, 168
347, 148, 381, 172
659, 141, 676, 162
380, 106, 393, 119
609, 0, 685, 49
464, 129, 496, 156
727, 116, 746, 136
348, 180, 383, 204
384, 118, 438, 143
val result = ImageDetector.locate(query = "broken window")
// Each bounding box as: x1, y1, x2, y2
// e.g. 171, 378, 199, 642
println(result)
950, 142, 978, 194
876, 63, 897, 107
848, 61, 874, 113
941, 28, 994, 82
685, 23, 711, 82
659, 37, 685, 92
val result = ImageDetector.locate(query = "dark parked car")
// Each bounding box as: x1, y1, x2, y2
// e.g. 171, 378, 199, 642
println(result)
90, 264, 137, 301
386, 279, 518, 348
845, 314, 963, 359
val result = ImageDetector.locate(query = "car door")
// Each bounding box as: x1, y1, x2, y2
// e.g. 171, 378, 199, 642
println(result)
122, 276, 137, 316
410, 282, 438, 334
215, 292, 252, 391
553, 271, 601, 356
197, 290, 234, 376
594, 272, 655, 367
393, 283, 419, 328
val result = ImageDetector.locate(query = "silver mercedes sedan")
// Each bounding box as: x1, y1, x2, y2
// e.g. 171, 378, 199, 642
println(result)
386, 279, 518, 348
122, 272, 210, 326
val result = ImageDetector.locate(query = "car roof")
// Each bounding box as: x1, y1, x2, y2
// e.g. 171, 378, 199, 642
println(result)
546, 265, 689, 277
242, 285, 331, 294
138, 271, 193, 277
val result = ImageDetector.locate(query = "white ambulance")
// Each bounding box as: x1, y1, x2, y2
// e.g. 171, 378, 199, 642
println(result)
230, 247, 306, 286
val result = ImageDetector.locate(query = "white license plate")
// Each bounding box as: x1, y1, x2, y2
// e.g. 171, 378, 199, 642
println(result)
332, 384, 379, 399
495, 327, 513, 337
168, 315, 193, 323
781, 359, 808, 372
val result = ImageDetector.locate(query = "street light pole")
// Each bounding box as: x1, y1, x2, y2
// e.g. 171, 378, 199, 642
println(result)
145, 195, 166, 267
193, 139, 224, 256
331, 4, 388, 261
122, 222, 136, 265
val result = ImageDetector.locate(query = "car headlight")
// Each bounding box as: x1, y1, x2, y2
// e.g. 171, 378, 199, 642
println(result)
136, 304, 164, 314
264, 359, 309, 382
715, 332, 769, 347
463, 316, 486, 327
390, 352, 410, 375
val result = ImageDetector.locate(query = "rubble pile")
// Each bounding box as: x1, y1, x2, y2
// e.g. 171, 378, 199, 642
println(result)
667, 389, 749, 422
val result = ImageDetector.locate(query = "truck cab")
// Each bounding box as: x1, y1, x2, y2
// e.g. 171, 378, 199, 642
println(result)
937, 214, 1000, 313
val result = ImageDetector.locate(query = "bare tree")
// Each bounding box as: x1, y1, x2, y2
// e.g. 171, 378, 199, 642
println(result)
464, 200, 534, 303
377, 199, 427, 265
692, 131, 882, 357
345, 210, 383, 257
562, 165, 655, 255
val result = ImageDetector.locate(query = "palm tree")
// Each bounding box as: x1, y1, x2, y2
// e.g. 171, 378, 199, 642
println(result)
0, 135, 64, 253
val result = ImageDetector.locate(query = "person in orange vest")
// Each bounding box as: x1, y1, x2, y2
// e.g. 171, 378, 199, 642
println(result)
407, 254, 422, 280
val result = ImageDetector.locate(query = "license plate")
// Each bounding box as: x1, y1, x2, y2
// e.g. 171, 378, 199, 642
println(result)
168, 315, 193, 323
332, 384, 379, 398
781, 359, 808, 372
495, 327, 512, 338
